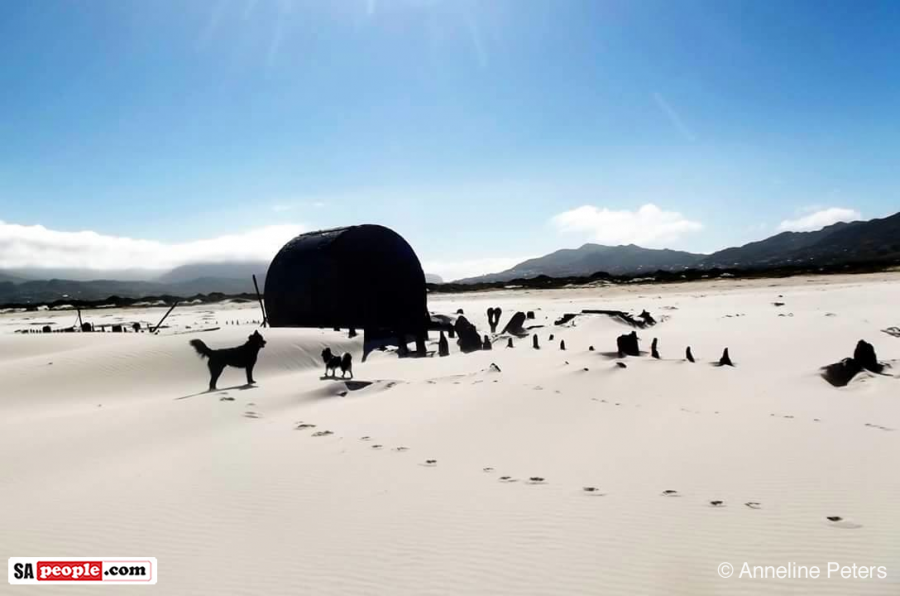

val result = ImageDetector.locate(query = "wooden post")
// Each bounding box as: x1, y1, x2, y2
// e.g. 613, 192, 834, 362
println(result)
253, 274, 268, 327
152, 302, 179, 334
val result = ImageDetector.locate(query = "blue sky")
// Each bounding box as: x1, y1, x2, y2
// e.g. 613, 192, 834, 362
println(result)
1, 0, 898, 279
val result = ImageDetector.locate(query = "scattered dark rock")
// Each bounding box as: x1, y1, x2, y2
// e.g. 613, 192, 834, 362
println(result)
651, 338, 660, 359
718, 348, 733, 367
438, 331, 450, 357
502, 311, 527, 336
555, 313, 577, 326
822, 340, 885, 387
582, 309, 657, 328
853, 340, 881, 373
686, 346, 695, 362
639, 310, 656, 325
454, 316, 482, 353
616, 331, 640, 357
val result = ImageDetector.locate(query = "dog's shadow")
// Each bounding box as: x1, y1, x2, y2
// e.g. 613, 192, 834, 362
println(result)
175, 383, 259, 401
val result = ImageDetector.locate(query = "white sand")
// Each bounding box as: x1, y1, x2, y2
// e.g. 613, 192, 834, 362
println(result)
2, 273, 899, 594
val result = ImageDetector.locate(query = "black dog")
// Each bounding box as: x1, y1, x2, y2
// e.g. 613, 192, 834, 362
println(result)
322, 347, 353, 379
190, 331, 267, 391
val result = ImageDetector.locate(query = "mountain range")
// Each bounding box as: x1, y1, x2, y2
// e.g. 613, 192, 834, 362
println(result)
455, 211, 900, 283
0, 211, 897, 303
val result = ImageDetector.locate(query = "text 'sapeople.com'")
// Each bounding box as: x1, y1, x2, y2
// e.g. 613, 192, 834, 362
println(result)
9, 558, 157, 585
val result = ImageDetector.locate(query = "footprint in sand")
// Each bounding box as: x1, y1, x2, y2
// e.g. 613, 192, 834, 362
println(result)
582, 487, 606, 496
827, 516, 863, 529
219, 396, 235, 401
527, 477, 546, 485
371, 444, 384, 450
421, 460, 438, 467
745, 502, 762, 510
483, 467, 495, 473
243, 411, 260, 419
312, 430, 334, 437
661, 490, 680, 497
247, 402, 256, 407
295, 423, 316, 430
708, 500, 726, 508
498, 476, 518, 483
360, 436, 372, 441
393, 446, 409, 452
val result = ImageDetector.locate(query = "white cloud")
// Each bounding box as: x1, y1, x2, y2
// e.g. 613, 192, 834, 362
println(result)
0, 221, 307, 271
422, 256, 528, 282
551, 204, 703, 247
777, 207, 861, 232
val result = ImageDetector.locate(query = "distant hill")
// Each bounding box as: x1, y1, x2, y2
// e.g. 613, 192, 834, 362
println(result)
698, 212, 900, 269
157, 261, 269, 286
0, 260, 272, 304
424, 273, 444, 284
456, 244, 705, 283
455, 211, 900, 283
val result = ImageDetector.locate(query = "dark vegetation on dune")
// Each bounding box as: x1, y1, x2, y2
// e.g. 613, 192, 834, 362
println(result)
428, 259, 900, 294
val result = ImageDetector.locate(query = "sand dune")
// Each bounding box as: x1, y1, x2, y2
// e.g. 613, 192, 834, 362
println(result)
2, 273, 899, 594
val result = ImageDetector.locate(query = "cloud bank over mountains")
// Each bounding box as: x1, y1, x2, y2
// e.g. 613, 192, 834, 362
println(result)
0, 221, 306, 271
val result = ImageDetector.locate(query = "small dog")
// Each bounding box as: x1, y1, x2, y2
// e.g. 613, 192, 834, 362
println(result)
322, 347, 353, 379
190, 331, 267, 391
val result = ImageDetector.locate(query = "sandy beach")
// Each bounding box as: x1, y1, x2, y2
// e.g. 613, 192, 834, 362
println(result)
2, 273, 899, 594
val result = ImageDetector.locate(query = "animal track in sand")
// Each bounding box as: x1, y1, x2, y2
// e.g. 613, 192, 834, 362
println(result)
483, 467, 495, 473
422, 460, 438, 467
295, 423, 316, 430
219, 396, 235, 401
498, 476, 517, 483
661, 490, 680, 497
392, 446, 409, 452
371, 444, 384, 450
864, 423, 894, 431
312, 430, 334, 437
527, 477, 546, 485
243, 411, 260, 419
745, 502, 762, 510
359, 436, 372, 441
708, 500, 726, 508
582, 487, 606, 496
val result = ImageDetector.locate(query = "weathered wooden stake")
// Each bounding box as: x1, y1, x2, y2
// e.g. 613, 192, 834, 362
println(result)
152, 302, 179, 334
253, 274, 268, 327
